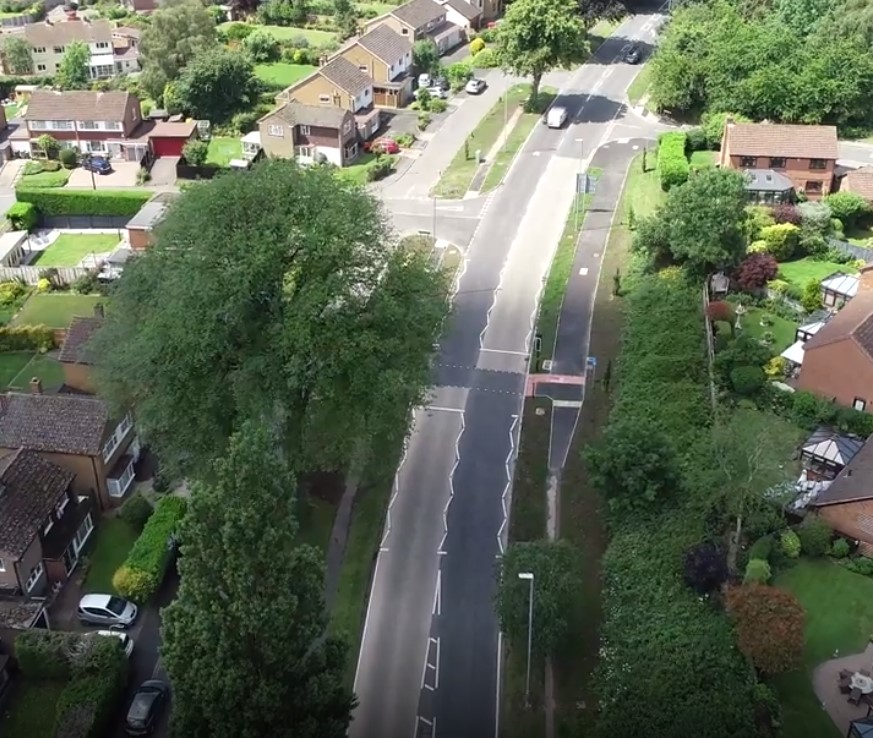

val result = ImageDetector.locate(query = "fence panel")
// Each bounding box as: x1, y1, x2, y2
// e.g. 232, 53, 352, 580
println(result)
0, 265, 91, 286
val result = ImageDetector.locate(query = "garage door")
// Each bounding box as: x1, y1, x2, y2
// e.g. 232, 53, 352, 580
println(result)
151, 137, 185, 158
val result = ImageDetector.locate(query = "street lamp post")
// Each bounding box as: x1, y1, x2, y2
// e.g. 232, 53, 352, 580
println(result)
518, 571, 534, 706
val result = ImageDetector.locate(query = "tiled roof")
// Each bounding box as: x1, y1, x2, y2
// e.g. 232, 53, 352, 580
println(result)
112, 26, 141, 38
25, 90, 132, 122
841, 167, 873, 202
0, 449, 73, 558
0, 393, 109, 456
319, 57, 373, 96
813, 435, 873, 506
355, 24, 412, 63
58, 316, 101, 365
264, 102, 350, 130
444, 0, 480, 20
803, 291, 873, 361
24, 18, 113, 47
392, 0, 445, 27
725, 122, 839, 160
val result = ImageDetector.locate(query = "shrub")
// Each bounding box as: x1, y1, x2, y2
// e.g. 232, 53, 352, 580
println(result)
743, 558, 771, 584
685, 126, 707, 152
119, 492, 154, 532
36, 277, 51, 293
182, 139, 209, 167
228, 108, 262, 134
746, 205, 776, 240
472, 47, 498, 68
221, 22, 255, 41
15, 188, 151, 217
59, 147, 78, 169
735, 252, 778, 292
0, 324, 54, 351
764, 356, 788, 379
112, 496, 186, 603
657, 132, 689, 190
825, 191, 871, 227
42, 159, 61, 172
831, 538, 850, 559
796, 201, 832, 233
365, 155, 395, 182
394, 133, 415, 148
842, 557, 873, 576
6, 201, 37, 231
780, 528, 801, 558
772, 203, 801, 225
417, 112, 431, 131
797, 516, 831, 556
747, 239, 767, 253
800, 279, 822, 313
748, 534, 773, 562
16, 630, 75, 679
429, 98, 447, 113
730, 365, 765, 395
760, 223, 800, 260
767, 278, 789, 295
470, 37, 485, 55
446, 61, 473, 90
243, 29, 279, 62
683, 541, 729, 594
831, 217, 845, 235
70, 272, 99, 295
0, 280, 25, 307
700, 111, 750, 149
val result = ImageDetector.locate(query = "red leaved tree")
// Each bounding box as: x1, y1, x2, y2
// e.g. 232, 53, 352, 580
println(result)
735, 253, 779, 292
706, 300, 735, 323
726, 584, 805, 674
771, 204, 802, 226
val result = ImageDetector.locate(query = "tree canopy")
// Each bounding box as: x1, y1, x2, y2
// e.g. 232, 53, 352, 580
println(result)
1, 36, 32, 75
90, 161, 448, 481
161, 422, 355, 737
55, 41, 90, 90
170, 47, 258, 122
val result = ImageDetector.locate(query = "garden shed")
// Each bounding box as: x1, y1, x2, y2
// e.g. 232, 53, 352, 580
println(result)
799, 426, 864, 480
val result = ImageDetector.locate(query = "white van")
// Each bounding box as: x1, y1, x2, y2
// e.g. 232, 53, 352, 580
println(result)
546, 106, 568, 128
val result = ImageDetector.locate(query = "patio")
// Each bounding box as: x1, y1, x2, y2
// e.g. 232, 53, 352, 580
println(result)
814, 644, 873, 733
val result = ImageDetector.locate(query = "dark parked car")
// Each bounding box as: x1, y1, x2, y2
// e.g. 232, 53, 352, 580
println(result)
432, 76, 449, 91
124, 680, 169, 736
82, 155, 112, 174
623, 44, 642, 64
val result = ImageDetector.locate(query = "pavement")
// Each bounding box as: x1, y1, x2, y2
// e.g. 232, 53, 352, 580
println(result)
351, 11, 670, 738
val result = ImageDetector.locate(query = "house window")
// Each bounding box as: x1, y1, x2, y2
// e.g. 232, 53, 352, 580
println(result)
55, 494, 69, 518
300, 125, 311, 135
43, 517, 54, 535
296, 145, 314, 158
36, 63, 46, 72
33, 46, 45, 54
805, 180, 823, 193
104, 121, 123, 131
810, 158, 828, 170
53, 46, 64, 54
769, 157, 786, 168
401, 27, 409, 34
51, 120, 74, 130
318, 94, 331, 104
343, 120, 352, 134
95, 41, 109, 49
358, 65, 368, 72
740, 156, 756, 168
73, 513, 94, 553
345, 142, 358, 159
79, 120, 99, 130
268, 124, 284, 137
25, 562, 44, 592
86, 140, 106, 153
854, 398, 867, 412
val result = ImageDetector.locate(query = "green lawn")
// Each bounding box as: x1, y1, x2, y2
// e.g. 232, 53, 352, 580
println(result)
4, 102, 21, 119
844, 223, 873, 246
627, 64, 652, 107
12, 293, 105, 329
20, 168, 71, 188
206, 136, 242, 167
1, 678, 67, 738
480, 88, 558, 192
5, 353, 65, 391
220, 22, 337, 43
432, 84, 533, 198
731, 304, 798, 354
778, 257, 859, 290
356, 1, 395, 15
773, 559, 873, 738
254, 62, 316, 88
83, 518, 139, 595
32, 234, 120, 268
0, 352, 32, 388
689, 150, 716, 169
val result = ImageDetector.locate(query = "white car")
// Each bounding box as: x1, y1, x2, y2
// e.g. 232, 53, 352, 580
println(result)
95, 630, 135, 658
465, 78, 486, 95
78, 593, 138, 628
418, 72, 431, 88
425, 86, 448, 99
546, 106, 568, 128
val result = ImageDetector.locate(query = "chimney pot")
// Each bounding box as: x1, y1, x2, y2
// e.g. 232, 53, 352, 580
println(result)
94, 303, 104, 318
29, 378, 42, 395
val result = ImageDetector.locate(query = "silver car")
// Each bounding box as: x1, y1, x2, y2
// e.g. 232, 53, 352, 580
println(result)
78, 593, 138, 628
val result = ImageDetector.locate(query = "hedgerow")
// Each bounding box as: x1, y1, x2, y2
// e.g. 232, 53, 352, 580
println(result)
658, 131, 689, 190
15, 188, 151, 217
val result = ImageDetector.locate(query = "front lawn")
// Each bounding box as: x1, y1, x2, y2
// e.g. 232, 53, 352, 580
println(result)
32, 233, 120, 268
219, 22, 336, 43
206, 136, 242, 167
12, 293, 105, 329
778, 257, 859, 290
20, 168, 71, 188
254, 62, 316, 88
0, 678, 66, 738
83, 518, 139, 595
774, 559, 873, 738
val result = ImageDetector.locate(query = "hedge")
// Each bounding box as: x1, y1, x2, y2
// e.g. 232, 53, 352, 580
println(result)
593, 274, 758, 736
15, 188, 152, 217
0, 75, 54, 96
757, 384, 873, 438
16, 630, 79, 679
6, 201, 37, 231
0, 324, 55, 352
113, 495, 186, 602
658, 131, 689, 190
119, 492, 154, 531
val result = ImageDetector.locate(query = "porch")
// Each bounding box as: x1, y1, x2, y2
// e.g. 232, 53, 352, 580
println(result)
355, 107, 382, 141
374, 77, 413, 109
241, 131, 261, 161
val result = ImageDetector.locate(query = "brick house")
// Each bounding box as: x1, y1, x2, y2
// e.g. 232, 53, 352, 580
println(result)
336, 25, 414, 108
258, 102, 359, 166
0, 448, 95, 597
0, 383, 141, 511
796, 265, 873, 413
839, 166, 873, 204
718, 121, 839, 200
363, 0, 462, 52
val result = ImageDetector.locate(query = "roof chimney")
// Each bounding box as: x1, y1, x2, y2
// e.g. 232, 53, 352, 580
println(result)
29, 378, 42, 395
94, 303, 104, 318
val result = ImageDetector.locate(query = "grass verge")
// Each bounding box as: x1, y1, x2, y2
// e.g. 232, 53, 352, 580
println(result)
83, 518, 139, 594
12, 293, 105, 329
431, 83, 532, 199
219, 22, 337, 43
626, 64, 651, 107
0, 678, 66, 738
480, 88, 558, 193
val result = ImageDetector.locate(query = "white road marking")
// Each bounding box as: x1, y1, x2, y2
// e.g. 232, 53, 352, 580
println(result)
579, 267, 589, 276
426, 405, 464, 414
480, 348, 528, 356
432, 569, 442, 616
553, 400, 583, 408
353, 552, 382, 691
494, 631, 503, 738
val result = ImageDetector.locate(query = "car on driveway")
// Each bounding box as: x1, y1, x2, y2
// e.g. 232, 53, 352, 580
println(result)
432, 76, 449, 91
78, 593, 138, 628
124, 680, 169, 736
623, 44, 642, 64
81, 155, 112, 174
426, 86, 448, 99
465, 78, 486, 95
95, 630, 135, 658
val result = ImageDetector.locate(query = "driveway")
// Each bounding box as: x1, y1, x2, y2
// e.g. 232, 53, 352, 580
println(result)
66, 162, 140, 189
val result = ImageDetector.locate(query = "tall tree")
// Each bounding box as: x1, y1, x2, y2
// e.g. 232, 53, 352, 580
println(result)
578, 0, 626, 29
173, 47, 257, 122
55, 40, 90, 90
161, 423, 355, 738
497, 0, 588, 105
90, 161, 448, 480
1, 36, 32, 75
140, 0, 217, 101
412, 39, 439, 76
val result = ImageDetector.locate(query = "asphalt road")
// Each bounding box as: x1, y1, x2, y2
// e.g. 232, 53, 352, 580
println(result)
351, 12, 667, 738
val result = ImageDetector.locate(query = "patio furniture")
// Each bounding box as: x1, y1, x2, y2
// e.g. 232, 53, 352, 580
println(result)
844, 669, 857, 679
850, 688, 863, 705
853, 674, 873, 694
842, 679, 854, 694
863, 670, 872, 678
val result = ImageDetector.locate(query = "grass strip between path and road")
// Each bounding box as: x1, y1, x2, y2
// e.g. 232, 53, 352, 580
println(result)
431, 84, 533, 199
626, 63, 651, 107
554, 152, 665, 735
480, 88, 558, 193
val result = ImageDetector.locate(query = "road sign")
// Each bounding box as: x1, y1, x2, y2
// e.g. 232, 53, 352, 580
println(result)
576, 173, 598, 194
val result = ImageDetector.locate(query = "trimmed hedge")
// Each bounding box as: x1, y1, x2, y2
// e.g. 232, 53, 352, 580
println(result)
119, 492, 154, 531
0, 324, 55, 352
16, 630, 77, 679
113, 495, 186, 602
658, 132, 689, 190
6, 201, 37, 231
15, 188, 152, 217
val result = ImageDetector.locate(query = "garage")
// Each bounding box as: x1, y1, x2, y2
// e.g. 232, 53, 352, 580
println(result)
147, 120, 198, 158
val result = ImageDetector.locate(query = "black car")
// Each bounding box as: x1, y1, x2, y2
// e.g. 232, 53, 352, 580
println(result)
124, 680, 169, 736
624, 44, 642, 64
82, 155, 112, 174
432, 76, 449, 91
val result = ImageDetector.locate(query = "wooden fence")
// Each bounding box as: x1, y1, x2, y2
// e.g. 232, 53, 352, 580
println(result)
0, 265, 91, 286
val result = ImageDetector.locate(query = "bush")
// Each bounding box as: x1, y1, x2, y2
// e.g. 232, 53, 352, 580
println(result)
429, 98, 447, 113
780, 528, 801, 558
36, 277, 51, 293
70, 272, 99, 295
221, 21, 255, 41
59, 147, 78, 169
469, 37, 485, 55
760, 223, 800, 260
735, 252, 778, 291
365, 155, 395, 182
796, 201, 832, 233
446, 61, 473, 90
743, 558, 771, 584
119, 493, 154, 532
825, 191, 871, 227
658, 132, 689, 190
472, 47, 499, 68
6, 201, 37, 231
243, 29, 279, 62
685, 126, 708, 152
42, 159, 61, 172
764, 356, 788, 379
183, 139, 209, 167
797, 516, 832, 557
842, 557, 873, 576
394, 133, 415, 148
112, 496, 186, 603
748, 534, 773, 562
0, 324, 54, 351
16, 630, 75, 679
15, 188, 151, 217
700, 111, 750, 149
0, 280, 25, 307
417, 112, 431, 131
730, 365, 765, 395
831, 538, 850, 559
800, 278, 822, 313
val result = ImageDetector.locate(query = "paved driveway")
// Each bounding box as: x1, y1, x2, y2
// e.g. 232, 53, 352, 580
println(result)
67, 161, 140, 189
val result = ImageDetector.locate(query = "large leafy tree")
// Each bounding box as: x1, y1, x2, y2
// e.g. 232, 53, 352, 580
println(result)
140, 0, 217, 101
495, 540, 581, 654
1, 36, 32, 75
55, 41, 90, 90
90, 161, 448, 480
161, 422, 355, 738
172, 47, 257, 123
578, 0, 626, 29
497, 0, 588, 104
